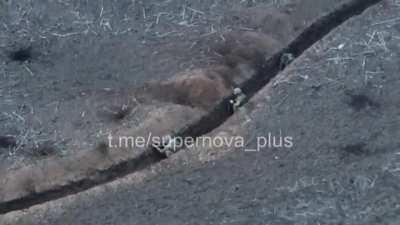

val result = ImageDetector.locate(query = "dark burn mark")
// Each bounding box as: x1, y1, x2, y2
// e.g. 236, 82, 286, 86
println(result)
342, 143, 367, 157
9, 47, 32, 62
0, 136, 17, 148
346, 92, 379, 111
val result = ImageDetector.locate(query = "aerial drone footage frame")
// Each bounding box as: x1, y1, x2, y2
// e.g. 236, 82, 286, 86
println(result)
1, 0, 400, 224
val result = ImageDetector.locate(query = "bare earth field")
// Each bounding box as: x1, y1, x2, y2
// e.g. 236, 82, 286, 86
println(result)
0, 0, 346, 169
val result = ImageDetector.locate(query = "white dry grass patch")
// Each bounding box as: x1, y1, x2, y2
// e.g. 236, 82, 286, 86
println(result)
383, 152, 400, 177
275, 176, 319, 193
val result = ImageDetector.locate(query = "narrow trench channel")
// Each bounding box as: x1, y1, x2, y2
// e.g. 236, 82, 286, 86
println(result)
0, 0, 382, 215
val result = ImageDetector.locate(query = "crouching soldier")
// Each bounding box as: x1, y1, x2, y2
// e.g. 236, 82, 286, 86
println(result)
229, 88, 247, 113
152, 135, 182, 157
279, 53, 295, 71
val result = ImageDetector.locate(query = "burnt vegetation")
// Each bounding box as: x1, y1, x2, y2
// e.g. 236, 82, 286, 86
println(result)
8, 46, 33, 62
345, 92, 380, 111
0, 135, 17, 148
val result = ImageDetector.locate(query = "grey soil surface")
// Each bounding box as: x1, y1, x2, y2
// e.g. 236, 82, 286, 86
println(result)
0, 0, 340, 169
1, 1, 399, 225
0, 0, 347, 170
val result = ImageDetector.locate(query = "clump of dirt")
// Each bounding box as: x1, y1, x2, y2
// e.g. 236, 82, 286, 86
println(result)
143, 69, 231, 109
213, 31, 284, 85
